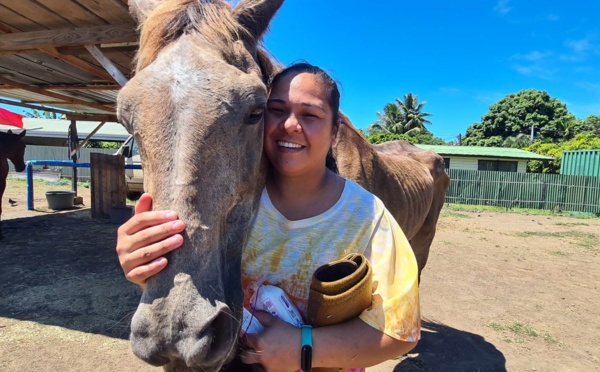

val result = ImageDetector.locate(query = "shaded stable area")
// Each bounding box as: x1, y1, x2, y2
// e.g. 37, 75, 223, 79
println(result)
0, 210, 139, 339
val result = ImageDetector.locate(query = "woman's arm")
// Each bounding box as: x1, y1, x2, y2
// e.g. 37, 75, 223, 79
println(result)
241, 312, 416, 371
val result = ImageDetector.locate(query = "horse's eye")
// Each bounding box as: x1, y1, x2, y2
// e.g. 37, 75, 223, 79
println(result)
246, 106, 264, 125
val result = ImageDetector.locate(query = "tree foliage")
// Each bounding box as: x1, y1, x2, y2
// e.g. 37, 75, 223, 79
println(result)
24, 109, 66, 120
463, 89, 577, 147
526, 133, 600, 173
84, 141, 120, 149
582, 114, 600, 137
368, 93, 432, 136
367, 131, 446, 145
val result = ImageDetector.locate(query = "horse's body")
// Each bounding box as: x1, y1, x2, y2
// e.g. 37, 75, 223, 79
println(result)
118, 1, 448, 370
335, 119, 449, 276
0, 130, 26, 240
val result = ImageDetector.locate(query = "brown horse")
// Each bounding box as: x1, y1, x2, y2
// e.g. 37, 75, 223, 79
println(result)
118, 0, 448, 370
0, 129, 26, 241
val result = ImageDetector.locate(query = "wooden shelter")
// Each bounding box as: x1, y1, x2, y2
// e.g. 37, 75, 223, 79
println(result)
0, 1, 137, 215
0, 0, 136, 120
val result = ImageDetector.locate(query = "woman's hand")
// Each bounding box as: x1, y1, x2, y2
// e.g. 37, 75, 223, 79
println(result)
115, 193, 185, 287
239, 312, 302, 372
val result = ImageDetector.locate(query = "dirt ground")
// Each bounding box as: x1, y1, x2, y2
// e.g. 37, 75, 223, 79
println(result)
1, 177, 599, 372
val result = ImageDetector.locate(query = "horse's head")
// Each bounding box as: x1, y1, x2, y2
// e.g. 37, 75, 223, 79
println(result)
1, 130, 27, 172
117, 0, 281, 370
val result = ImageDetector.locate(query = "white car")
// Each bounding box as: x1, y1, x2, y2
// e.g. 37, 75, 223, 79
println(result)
115, 135, 143, 199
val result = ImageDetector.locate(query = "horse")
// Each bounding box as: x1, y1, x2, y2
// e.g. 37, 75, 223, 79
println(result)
117, 1, 448, 370
0, 129, 26, 241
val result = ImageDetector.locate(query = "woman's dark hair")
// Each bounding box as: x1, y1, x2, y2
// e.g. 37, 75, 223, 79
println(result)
268, 62, 340, 173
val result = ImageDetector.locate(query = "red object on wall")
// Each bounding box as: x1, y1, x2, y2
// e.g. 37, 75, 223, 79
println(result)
0, 107, 24, 128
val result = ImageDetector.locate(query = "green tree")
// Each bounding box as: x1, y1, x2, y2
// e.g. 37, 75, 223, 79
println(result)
85, 141, 120, 149
463, 89, 577, 146
24, 109, 66, 120
526, 133, 600, 173
582, 114, 600, 136
368, 93, 432, 136
368, 102, 404, 134
397, 93, 432, 134
367, 131, 446, 145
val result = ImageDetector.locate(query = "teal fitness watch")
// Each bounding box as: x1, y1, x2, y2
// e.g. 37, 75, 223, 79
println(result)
300, 324, 313, 372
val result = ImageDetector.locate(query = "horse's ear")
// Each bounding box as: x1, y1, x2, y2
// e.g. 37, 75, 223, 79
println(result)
233, 0, 284, 42
128, 0, 164, 24
19, 130, 26, 138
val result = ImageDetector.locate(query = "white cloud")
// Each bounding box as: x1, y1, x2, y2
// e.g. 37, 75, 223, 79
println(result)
494, 0, 512, 15
566, 38, 594, 52
512, 51, 552, 61
513, 64, 557, 80
546, 14, 559, 22
576, 82, 600, 93
561, 37, 600, 62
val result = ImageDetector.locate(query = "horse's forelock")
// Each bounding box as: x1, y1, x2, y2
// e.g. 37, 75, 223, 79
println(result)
135, 0, 252, 72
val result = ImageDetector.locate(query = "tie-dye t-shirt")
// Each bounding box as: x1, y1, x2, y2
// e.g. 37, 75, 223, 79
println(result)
241, 179, 420, 369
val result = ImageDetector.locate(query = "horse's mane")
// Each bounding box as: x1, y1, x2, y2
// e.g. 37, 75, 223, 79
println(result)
136, 0, 252, 71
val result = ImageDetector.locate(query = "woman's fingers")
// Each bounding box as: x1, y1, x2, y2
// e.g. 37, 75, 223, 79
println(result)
135, 193, 153, 214
118, 209, 180, 237
120, 232, 184, 273
125, 256, 168, 284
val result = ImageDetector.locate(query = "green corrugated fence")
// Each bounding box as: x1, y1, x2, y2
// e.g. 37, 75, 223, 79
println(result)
446, 169, 600, 214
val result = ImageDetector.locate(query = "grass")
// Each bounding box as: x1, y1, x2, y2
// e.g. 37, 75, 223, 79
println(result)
7, 176, 90, 191
487, 321, 560, 345
513, 230, 599, 251
554, 222, 589, 226
549, 250, 568, 256
441, 210, 473, 219
444, 203, 599, 219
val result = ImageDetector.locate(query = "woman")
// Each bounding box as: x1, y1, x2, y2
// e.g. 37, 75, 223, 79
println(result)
116, 63, 420, 371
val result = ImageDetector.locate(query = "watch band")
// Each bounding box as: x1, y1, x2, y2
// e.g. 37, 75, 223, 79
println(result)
300, 324, 313, 372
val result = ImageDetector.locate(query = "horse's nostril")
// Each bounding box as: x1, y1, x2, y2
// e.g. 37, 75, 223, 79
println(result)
190, 308, 239, 369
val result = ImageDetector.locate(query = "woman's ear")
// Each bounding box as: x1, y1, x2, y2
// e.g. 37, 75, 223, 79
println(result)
331, 118, 340, 145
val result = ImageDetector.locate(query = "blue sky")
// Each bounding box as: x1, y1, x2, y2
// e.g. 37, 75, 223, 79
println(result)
262, 0, 600, 142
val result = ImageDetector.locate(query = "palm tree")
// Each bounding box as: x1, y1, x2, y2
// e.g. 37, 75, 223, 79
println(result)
368, 93, 432, 136
396, 93, 432, 134
368, 102, 404, 134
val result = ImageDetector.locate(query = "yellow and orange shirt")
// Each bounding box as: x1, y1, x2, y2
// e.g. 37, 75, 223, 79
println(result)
241, 179, 420, 343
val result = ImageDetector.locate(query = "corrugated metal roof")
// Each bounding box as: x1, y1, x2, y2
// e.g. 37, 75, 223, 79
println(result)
415, 144, 554, 160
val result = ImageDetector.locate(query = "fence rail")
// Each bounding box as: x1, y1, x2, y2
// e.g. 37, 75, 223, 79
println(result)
446, 169, 600, 214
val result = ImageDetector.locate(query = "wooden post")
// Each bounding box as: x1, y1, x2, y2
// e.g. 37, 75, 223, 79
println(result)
90, 153, 126, 218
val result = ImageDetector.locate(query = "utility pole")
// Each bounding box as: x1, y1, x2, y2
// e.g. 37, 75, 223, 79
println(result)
530, 125, 535, 143
457, 133, 462, 145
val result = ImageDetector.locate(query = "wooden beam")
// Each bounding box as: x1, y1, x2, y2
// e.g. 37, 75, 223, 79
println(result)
0, 98, 73, 115
84, 45, 129, 87
0, 21, 128, 84
1, 84, 119, 90
46, 84, 121, 91
0, 25, 138, 52
66, 113, 118, 122
71, 121, 107, 158
40, 46, 116, 82
0, 76, 115, 113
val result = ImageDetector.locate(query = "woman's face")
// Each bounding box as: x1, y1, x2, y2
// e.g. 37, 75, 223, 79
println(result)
264, 72, 336, 178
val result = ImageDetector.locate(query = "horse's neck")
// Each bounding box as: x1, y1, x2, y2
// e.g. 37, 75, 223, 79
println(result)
334, 121, 377, 186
